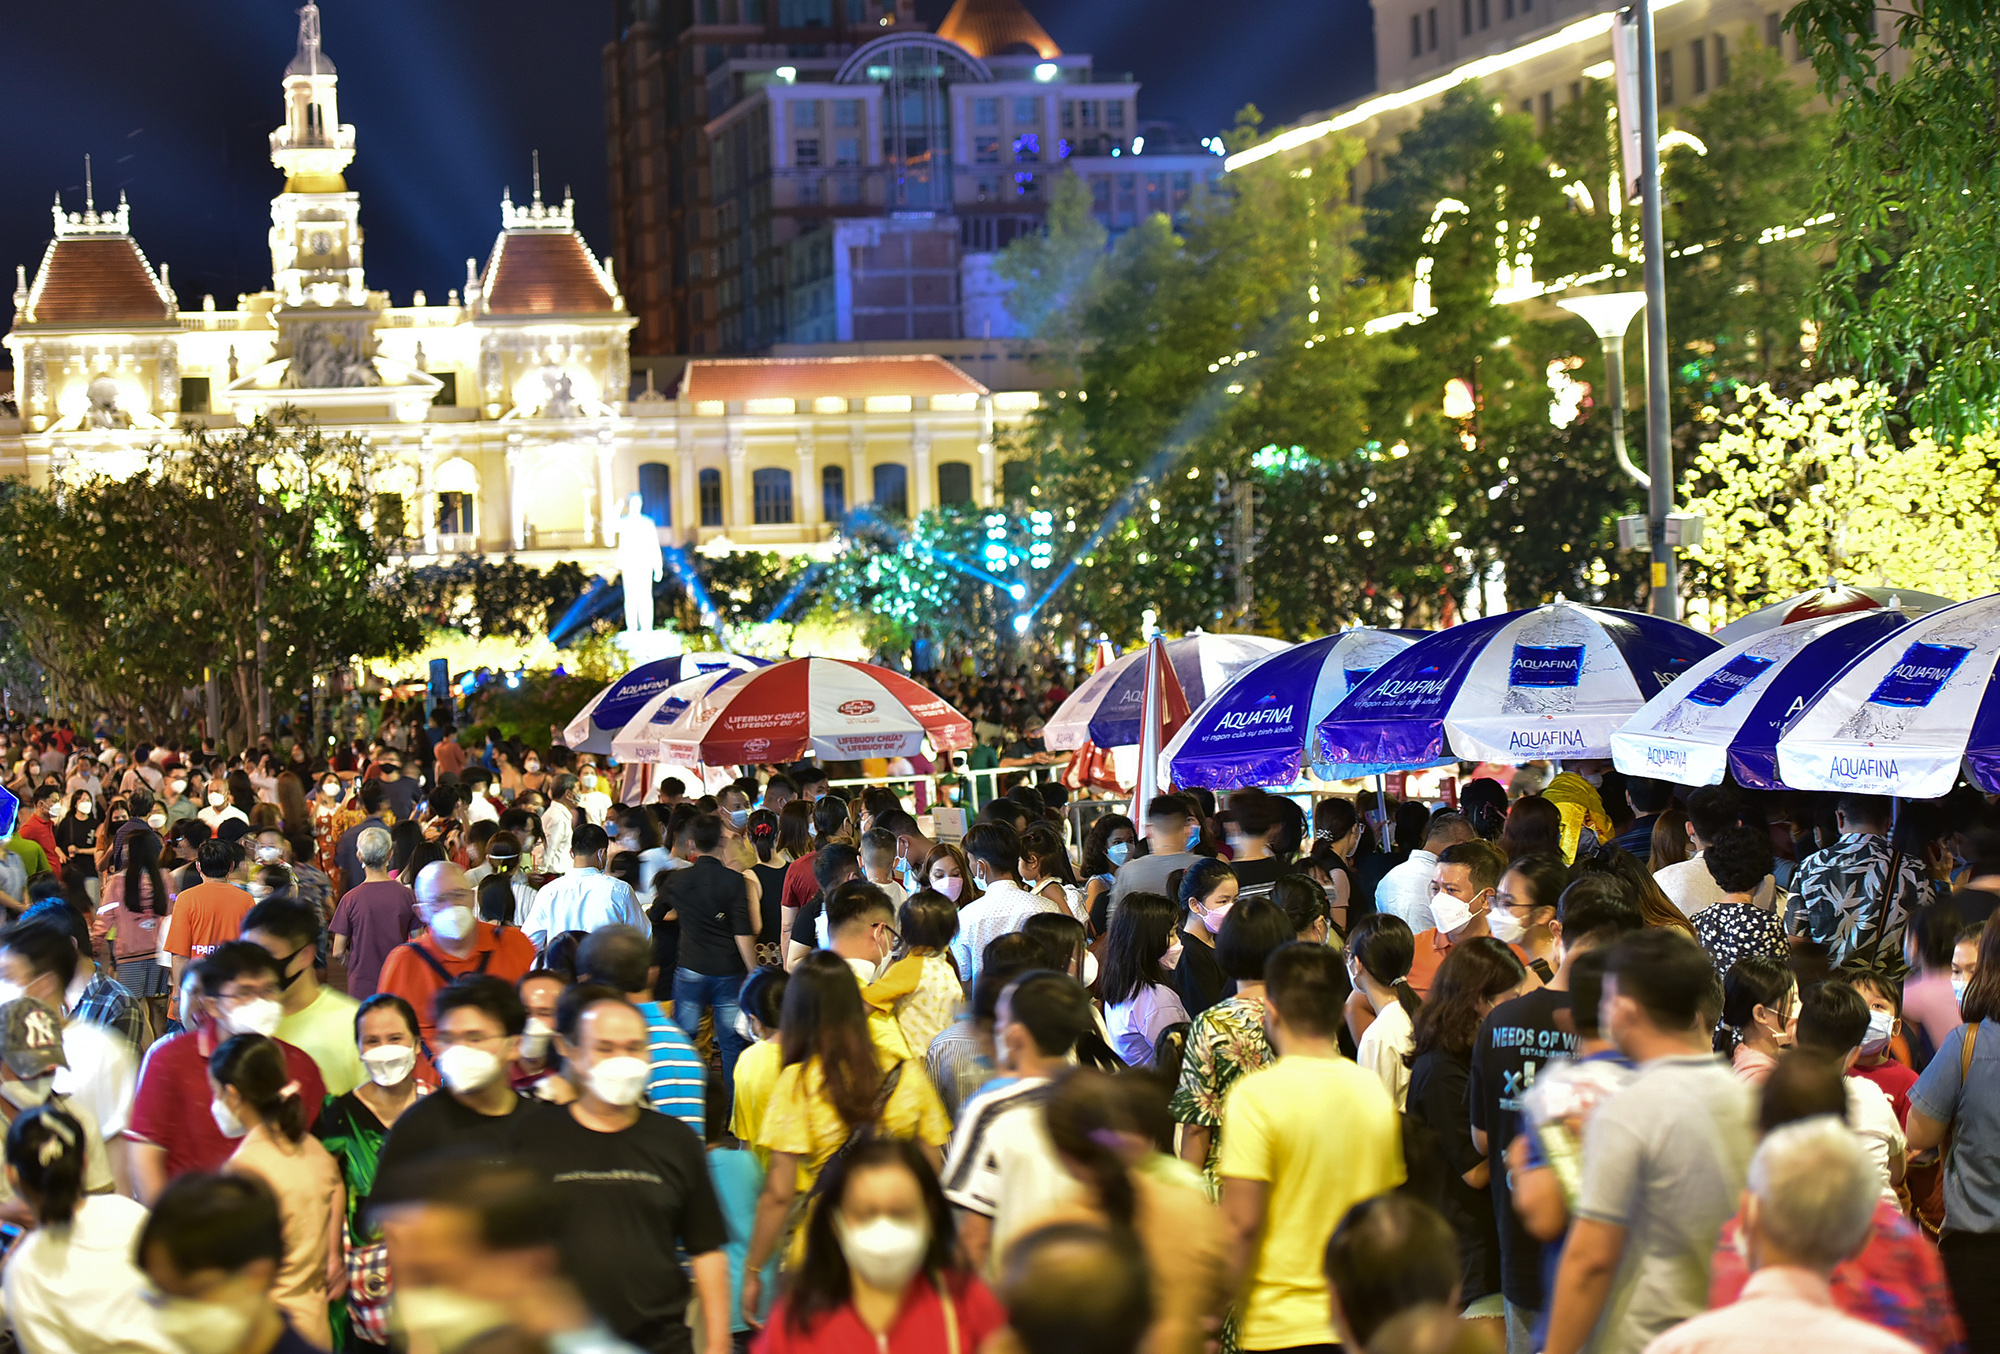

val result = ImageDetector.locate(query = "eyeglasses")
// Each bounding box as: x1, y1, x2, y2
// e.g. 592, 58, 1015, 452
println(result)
432, 1030, 506, 1050
875, 922, 902, 946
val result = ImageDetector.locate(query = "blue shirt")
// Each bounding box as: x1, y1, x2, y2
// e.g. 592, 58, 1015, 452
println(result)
635, 1001, 706, 1138
1911, 1018, 2000, 1232
707, 1146, 779, 1333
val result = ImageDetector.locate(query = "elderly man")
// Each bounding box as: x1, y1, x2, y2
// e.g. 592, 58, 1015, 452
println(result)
376, 862, 536, 1046
523, 824, 646, 953
541, 774, 580, 877
327, 824, 416, 1000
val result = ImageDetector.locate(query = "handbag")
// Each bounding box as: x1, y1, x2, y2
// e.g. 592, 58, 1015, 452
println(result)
343, 1216, 394, 1344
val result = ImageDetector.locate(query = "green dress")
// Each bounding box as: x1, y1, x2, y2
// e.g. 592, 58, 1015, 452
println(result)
315, 1087, 429, 1350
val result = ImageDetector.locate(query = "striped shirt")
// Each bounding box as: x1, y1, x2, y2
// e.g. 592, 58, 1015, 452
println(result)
635, 1001, 708, 1138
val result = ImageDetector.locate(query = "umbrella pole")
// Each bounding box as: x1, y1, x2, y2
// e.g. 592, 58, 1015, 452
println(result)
1376, 775, 1390, 852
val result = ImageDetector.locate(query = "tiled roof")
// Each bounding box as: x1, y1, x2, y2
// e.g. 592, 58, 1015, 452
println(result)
680, 356, 988, 402
936, 0, 1061, 58
480, 231, 618, 315
23, 236, 174, 327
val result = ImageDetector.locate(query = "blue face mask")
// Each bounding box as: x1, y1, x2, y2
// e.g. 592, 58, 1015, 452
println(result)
727, 809, 748, 829
1185, 825, 1202, 853
1107, 841, 1130, 867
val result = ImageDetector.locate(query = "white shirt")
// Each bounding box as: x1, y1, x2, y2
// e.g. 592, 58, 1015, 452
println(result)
949, 879, 1063, 989
2, 1193, 173, 1354
1655, 853, 1776, 918
576, 788, 613, 825
939, 1076, 1082, 1277
541, 802, 575, 876
463, 792, 499, 826
1355, 999, 1414, 1111
1105, 983, 1189, 1067
1376, 849, 1439, 932
1844, 1073, 1906, 1204
523, 867, 645, 951
52, 1018, 136, 1141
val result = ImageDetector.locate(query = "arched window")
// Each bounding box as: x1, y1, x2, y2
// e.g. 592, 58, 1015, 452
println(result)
872, 463, 909, 517
936, 460, 974, 506
821, 465, 847, 522
699, 468, 724, 526
753, 467, 794, 524
435, 457, 478, 536
638, 462, 672, 526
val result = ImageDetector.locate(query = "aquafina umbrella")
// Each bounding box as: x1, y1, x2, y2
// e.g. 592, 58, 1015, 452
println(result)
563, 652, 766, 754
1316, 599, 1719, 772
1715, 582, 1956, 643
1611, 609, 1912, 788
1776, 592, 2000, 798
1043, 632, 1289, 751
1160, 628, 1420, 789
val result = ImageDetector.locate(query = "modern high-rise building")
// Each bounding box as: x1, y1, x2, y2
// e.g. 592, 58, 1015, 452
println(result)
604, 0, 1222, 357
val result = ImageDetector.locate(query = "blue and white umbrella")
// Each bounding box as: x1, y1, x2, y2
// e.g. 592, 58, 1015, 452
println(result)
1316, 599, 1720, 772
1611, 610, 1912, 788
1776, 592, 2000, 798
1043, 632, 1290, 751
1160, 629, 1420, 789
562, 651, 765, 754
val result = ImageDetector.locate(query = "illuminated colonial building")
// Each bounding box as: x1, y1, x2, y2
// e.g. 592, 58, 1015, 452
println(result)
1, 3, 1034, 570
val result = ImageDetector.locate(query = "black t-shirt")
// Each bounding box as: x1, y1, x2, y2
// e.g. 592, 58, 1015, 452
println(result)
1408, 1046, 1502, 1303
751, 862, 788, 959
1173, 936, 1228, 1018
372, 1089, 557, 1205
380, 776, 423, 824
514, 1105, 728, 1354
1468, 987, 1576, 1308
666, 857, 755, 976
1228, 857, 1291, 904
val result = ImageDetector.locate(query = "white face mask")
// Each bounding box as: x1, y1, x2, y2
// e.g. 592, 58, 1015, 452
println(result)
935, 875, 963, 903
76, 799, 92, 817
362, 1044, 418, 1087
147, 811, 168, 829
518, 1017, 554, 1061
170, 779, 187, 795
586, 1055, 650, 1107
428, 906, 476, 942
1486, 910, 1527, 945
580, 773, 599, 790
436, 1044, 503, 1094
1859, 1009, 1895, 1056
1955, 977, 1971, 1005
1431, 895, 1476, 936
152, 1293, 258, 1354
207, 792, 226, 808
222, 997, 283, 1039
210, 1095, 247, 1139
524, 760, 541, 773
834, 1213, 930, 1291
392, 1287, 511, 1353
0, 1072, 53, 1110
323, 782, 341, 799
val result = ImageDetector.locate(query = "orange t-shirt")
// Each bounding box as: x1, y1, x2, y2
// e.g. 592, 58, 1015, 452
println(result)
375, 922, 537, 1043
1405, 926, 1533, 999
165, 880, 256, 960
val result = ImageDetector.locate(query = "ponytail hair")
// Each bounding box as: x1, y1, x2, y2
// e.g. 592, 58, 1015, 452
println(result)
1346, 912, 1422, 1019
1042, 1067, 1139, 1231
208, 1034, 308, 1143
1717, 955, 1794, 1057
5, 1104, 85, 1227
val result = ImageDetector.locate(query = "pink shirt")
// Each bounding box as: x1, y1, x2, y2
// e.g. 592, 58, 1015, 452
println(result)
1643, 1266, 1925, 1354
1902, 969, 1963, 1059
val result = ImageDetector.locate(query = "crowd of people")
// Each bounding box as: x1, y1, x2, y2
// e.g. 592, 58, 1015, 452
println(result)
0, 707, 1994, 1354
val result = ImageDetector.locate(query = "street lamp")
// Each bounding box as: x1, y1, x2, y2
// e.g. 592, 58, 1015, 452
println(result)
1558, 291, 1650, 491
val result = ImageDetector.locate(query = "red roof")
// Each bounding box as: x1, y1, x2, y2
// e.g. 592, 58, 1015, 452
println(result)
481, 231, 618, 315
680, 356, 988, 402
936, 0, 1061, 58
24, 236, 173, 326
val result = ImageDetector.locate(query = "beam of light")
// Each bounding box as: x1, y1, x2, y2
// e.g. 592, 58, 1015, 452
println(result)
763, 559, 827, 624
847, 506, 1024, 594
661, 542, 734, 652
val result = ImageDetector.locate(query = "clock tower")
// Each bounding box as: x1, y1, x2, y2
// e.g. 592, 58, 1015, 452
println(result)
268, 1, 364, 308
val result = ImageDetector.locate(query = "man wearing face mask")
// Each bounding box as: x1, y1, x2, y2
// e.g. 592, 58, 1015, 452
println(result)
523, 823, 647, 956
161, 774, 198, 828
826, 881, 917, 1062
0, 995, 118, 1227
242, 896, 365, 1097
577, 925, 705, 1136
661, 814, 758, 1103
139, 1172, 328, 1354
514, 990, 733, 1354
1106, 796, 1204, 924
127, 944, 327, 1204
940, 971, 1093, 1276
164, 843, 257, 1004
376, 755, 423, 827
379, 863, 537, 1048
0, 918, 137, 1181
715, 785, 757, 872
1406, 840, 1526, 999
949, 824, 1062, 990
541, 774, 581, 877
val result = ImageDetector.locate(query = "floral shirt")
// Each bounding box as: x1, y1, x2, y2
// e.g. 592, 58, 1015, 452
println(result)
1786, 833, 1945, 978
1169, 994, 1274, 1190
1692, 901, 1789, 974
1710, 1198, 1965, 1354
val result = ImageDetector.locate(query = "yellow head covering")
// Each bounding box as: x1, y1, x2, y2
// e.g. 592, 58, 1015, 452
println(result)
1541, 772, 1614, 865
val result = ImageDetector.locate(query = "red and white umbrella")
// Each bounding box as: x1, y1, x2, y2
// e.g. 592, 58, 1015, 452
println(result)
1715, 582, 1956, 643
619, 658, 974, 766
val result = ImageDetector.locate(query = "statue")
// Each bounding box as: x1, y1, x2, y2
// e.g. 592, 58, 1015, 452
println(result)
285, 324, 381, 389
611, 493, 665, 633
85, 377, 128, 430
543, 370, 578, 418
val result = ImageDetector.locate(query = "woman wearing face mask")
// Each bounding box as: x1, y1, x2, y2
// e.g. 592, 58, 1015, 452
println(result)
314, 995, 432, 1352
1100, 891, 1190, 1069
920, 844, 980, 910
519, 751, 547, 796
1404, 936, 1528, 1338
1305, 798, 1362, 937
1490, 852, 1570, 985
102, 827, 176, 1037
1716, 954, 1798, 1084
754, 1136, 1005, 1353
0, 1104, 168, 1354
1079, 813, 1137, 938
511, 970, 571, 1100
1018, 823, 1084, 923
1172, 858, 1238, 1018
91, 796, 130, 877
1347, 913, 1423, 1110
56, 790, 103, 900
1171, 898, 1293, 1193
747, 810, 791, 967
209, 1034, 345, 1348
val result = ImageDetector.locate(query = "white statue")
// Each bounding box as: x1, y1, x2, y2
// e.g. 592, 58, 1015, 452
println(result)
543, 370, 578, 418
85, 377, 127, 429
611, 493, 665, 633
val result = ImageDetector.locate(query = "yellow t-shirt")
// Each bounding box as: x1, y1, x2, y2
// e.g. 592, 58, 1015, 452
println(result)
1217, 1054, 1405, 1350
756, 1050, 951, 1196
275, 987, 366, 1097
730, 1037, 785, 1167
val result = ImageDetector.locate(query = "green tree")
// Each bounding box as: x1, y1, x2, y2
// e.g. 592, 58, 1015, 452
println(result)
385, 557, 590, 640
1788, 0, 2000, 435
995, 170, 1108, 377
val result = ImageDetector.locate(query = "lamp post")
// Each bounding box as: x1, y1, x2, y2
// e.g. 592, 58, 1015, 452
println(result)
1558, 291, 1650, 493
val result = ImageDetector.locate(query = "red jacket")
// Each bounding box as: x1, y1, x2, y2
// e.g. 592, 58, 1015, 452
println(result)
19, 811, 61, 866
754, 1271, 1006, 1354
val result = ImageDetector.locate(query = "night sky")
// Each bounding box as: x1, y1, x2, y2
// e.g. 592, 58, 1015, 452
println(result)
0, 0, 1373, 352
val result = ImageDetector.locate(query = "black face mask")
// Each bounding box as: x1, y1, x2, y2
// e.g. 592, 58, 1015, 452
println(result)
276, 944, 313, 991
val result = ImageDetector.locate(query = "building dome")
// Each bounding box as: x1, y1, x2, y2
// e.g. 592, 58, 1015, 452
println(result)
935, 0, 1060, 59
